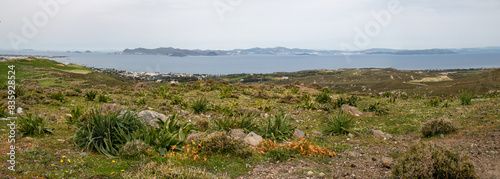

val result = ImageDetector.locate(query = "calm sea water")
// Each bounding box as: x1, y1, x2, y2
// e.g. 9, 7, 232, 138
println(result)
2, 51, 500, 74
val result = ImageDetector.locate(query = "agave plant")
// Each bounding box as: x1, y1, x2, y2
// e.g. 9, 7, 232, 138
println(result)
322, 112, 354, 136
73, 109, 144, 157
259, 112, 295, 141
18, 113, 53, 136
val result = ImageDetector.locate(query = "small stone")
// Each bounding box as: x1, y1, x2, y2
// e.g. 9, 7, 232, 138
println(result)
312, 130, 323, 137
229, 129, 246, 140
318, 172, 325, 177
440, 134, 444, 138
371, 157, 377, 161
80, 152, 88, 156
347, 151, 358, 158
59, 107, 70, 111
341, 104, 363, 116
381, 157, 393, 168
306, 171, 314, 176
293, 129, 306, 139
244, 132, 263, 147
57, 139, 65, 142
350, 163, 357, 168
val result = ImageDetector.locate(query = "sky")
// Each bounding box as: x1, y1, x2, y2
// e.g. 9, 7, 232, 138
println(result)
1, 0, 499, 51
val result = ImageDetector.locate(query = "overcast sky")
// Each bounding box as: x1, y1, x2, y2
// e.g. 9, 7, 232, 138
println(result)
1, 0, 499, 51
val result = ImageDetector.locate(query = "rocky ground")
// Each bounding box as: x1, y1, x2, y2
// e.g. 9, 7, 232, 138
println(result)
240, 129, 500, 179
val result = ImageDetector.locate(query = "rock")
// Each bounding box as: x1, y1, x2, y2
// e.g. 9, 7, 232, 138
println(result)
244, 132, 263, 147
440, 134, 444, 138
318, 172, 325, 177
350, 163, 357, 168
347, 151, 358, 158
312, 130, 323, 137
371, 157, 377, 161
306, 171, 314, 176
381, 157, 393, 168
49, 114, 58, 121
229, 129, 246, 140
59, 107, 70, 111
138, 110, 168, 128
80, 152, 88, 156
341, 104, 363, 116
64, 114, 73, 119
57, 139, 65, 142
367, 129, 393, 140
293, 129, 306, 139
42, 99, 52, 104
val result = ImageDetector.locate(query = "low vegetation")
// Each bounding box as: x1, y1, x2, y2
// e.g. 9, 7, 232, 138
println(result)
1, 58, 498, 178
392, 143, 476, 178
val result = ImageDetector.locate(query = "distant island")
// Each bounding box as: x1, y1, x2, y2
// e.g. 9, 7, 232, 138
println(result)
115, 47, 500, 57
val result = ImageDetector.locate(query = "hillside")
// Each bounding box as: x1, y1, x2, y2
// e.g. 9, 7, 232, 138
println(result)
0, 59, 498, 178
0, 58, 129, 88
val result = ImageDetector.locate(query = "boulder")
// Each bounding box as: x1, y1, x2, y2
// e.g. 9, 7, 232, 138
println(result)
367, 129, 393, 140
138, 110, 168, 128
244, 132, 263, 147
293, 129, 306, 139
229, 129, 246, 140
341, 104, 363, 116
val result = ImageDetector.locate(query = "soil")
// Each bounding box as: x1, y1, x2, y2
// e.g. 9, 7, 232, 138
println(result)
239, 130, 500, 179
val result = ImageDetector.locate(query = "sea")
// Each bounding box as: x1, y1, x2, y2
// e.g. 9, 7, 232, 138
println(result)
2, 50, 500, 75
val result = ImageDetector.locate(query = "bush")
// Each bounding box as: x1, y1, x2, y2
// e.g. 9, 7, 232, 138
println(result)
322, 112, 353, 136
121, 161, 218, 179
65, 105, 86, 125
426, 97, 442, 107
211, 114, 257, 133
391, 143, 476, 179
259, 112, 295, 141
18, 113, 53, 136
119, 140, 153, 159
97, 94, 111, 103
50, 92, 65, 102
421, 118, 457, 137
191, 98, 209, 114
0, 105, 8, 118
460, 91, 473, 105
84, 90, 97, 101
267, 147, 296, 162
364, 102, 388, 115
73, 110, 145, 157
129, 113, 194, 155
315, 92, 331, 104
333, 95, 359, 108
200, 131, 253, 158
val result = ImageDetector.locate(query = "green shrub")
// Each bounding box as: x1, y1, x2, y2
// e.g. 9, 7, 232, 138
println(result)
259, 112, 295, 141
119, 140, 152, 159
322, 112, 353, 136
50, 92, 65, 102
65, 105, 86, 125
97, 94, 111, 103
391, 142, 476, 179
460, 91, 473, 105
18, 113, 53, 136
171, 95, 184, 105
426, 97, 442, 107
135, 97, 147, 105
267, 147, 296, 162
211, 114, 257, 133
128, 113, 194, 154
200, 131, 253, 158
0, 105, 8, 118
73, 88, 82, 93
73, 110, 144, 157
315, 92, 331, 104
84, 90, 97, 101
421, 118, 457, 137
290, 87, 300, 94
333, 95, 359, 108
121, 161, 218, 179
364, 102, 388, 115
191, 98, 209, 114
